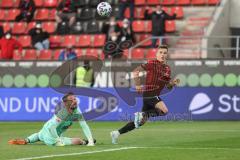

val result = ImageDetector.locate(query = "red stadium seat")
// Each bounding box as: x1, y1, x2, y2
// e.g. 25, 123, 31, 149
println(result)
207, 0, 220, 5
26, 22, 36, 33
12, 22, 27, 34
34, 0, 43, 7
139, 34, 152, 47
53, 49, 62, 60
5, 9, 20, 21
165, 20, 176, 32
92, 34, 106, 47
49, 9, 57, 20
1, 0, 14, 8
147, 0, 160, 5
49, 35, 62, 48
62, 35, 77, 47
1, 23, 11, 32
77, 35, 91, 47
132, 20, 145, 32
191, 0, 206, 5
145, 21, 152, 32
131, 48, 145, 60
18, 36, 31, 47
75, 49, 84, 59
0, 10, 6, 21
23, 50, 37, 60
176, 0, 191, 5
42, 22, 56, 33
171, 7, 184, 19
35, 9, 49, 20
162, 0, 175, 5
135, 7, 145, 19
43, 0, 58, 7
135, 0, 146, 5
13, 50, 22, 60
146, 48, 158, 59
85, 49, 100, 59
38, 50, 52, 60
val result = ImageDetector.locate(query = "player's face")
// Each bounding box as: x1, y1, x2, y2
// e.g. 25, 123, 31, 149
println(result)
156, 48, 168, 62
66, 95, 77, 109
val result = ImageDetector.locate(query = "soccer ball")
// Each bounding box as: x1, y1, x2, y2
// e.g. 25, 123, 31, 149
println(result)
97, 2, 112, 17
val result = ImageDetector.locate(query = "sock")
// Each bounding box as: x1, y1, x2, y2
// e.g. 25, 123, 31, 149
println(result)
79, 120, 93, 142
118, 122, 136, 134
26, 133, 39, 143
143, 108, 165, 119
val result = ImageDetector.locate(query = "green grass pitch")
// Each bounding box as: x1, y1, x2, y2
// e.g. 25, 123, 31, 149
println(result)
1, 121, 240, 160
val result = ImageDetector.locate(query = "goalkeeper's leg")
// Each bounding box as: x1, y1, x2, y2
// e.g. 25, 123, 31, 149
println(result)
8, 132, 40, 145
55, 137, 96, 146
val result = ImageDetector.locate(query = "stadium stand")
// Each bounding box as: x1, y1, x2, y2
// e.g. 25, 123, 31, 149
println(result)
0, 0, 221, 60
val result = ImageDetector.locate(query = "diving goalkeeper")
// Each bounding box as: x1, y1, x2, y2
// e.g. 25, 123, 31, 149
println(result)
8, 92, 95, 146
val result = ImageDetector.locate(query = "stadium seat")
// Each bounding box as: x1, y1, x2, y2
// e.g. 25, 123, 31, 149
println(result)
89, 0, 101, 7
207, 0, 220, 5
135, 0, 146, 5
49, 9, 57, 20
62, 35, 77, 47
0, 10, 6, 21
191, 0, 206, 5
42, 22, 56, 33
139, 34, 152, 47
26, 22, 36, 33
145, 21, 152, 32
132, 20, 145, 32
13, 50, 22, 60
1, 0, 14, 8
92, 34, 106, 47
23, 50, 37, 60
34, 0, 43, 7
176, 0, 191, 5
38, 50, 52, 60
35, 9, 49, 20
53, 49, 62, 60
1, 23, 11, 32
49, 35, 62, 48
12, 22, 27, 34
5, 9, 20, 21
18, 36, 31, 48
147, 0, 160, 5
165, 20, 176, 32
162, 0, 175, 5
78, 8, 95, 20
43, 0, 58, 7
146, 48, 158, 59
171, 7, 184, 19
78, 0, 88, 7
86, 21, 100, 34
135, 7, 145, 19
131, 48, 145, 60
75, 49, 84, 59
77, 35, 91, 47
85, 49, 100, 59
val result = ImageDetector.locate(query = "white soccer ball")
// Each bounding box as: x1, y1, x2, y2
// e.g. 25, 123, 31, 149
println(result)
97, 2, 112, 17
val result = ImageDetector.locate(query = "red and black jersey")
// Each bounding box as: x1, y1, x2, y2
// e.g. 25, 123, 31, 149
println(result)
141, 60, 171, 97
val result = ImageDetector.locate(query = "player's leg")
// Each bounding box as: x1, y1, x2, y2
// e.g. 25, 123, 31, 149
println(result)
55, 137, 85, 146
8, 133, 39, 145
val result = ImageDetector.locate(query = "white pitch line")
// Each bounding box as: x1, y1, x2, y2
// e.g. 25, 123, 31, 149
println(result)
12, 147, 139, 160
136, 146, 240, 151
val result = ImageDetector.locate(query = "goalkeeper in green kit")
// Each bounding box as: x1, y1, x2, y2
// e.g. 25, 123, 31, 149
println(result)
8, 92, 96, 146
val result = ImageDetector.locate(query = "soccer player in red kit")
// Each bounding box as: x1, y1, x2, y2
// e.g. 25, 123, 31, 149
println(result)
110, 45, 180, 144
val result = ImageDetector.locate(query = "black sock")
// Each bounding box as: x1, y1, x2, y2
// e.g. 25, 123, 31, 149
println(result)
118, 122, 135, 134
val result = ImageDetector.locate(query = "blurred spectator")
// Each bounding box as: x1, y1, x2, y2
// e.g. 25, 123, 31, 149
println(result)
102, 16, 121, 40
0, 25, 4, 38
58, 46, 77, 61
118, 0, 134, 20
0, 31, 22, 60
120, 19, 135, 43
15, 0, 36, 23
145, 5, 176, 47
29, 22, 50, 51
104, 32, 123, 59
56, 21, 70, 35
76, 60, 94, 87
56, 0, 81, 28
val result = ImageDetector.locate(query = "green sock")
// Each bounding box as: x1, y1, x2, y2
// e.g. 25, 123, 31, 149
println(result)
26, 133, 39, 143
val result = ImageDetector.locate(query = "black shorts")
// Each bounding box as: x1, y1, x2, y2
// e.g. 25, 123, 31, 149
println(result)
142, 96, 162, 112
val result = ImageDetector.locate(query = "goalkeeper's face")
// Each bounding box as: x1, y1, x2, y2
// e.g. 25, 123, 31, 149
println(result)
66, 95, 77, 109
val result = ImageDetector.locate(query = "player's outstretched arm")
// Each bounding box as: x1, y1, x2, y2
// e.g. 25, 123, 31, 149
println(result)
166, 79, 180, 90
79, 120, 95, 146
133, 65, 145, 93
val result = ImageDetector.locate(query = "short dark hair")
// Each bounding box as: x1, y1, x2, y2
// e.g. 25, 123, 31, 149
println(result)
62, 92, 74, 102
158, 44, 168, 51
